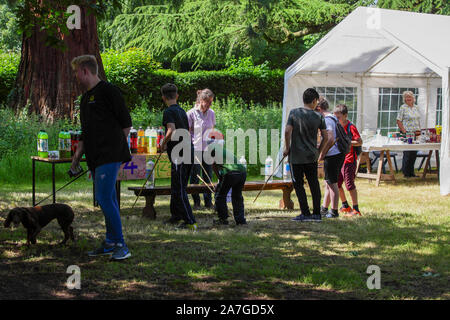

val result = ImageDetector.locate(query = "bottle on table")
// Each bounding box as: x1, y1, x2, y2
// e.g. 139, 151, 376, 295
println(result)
130, 127, 138, 154
58, 129, 66, 158
37, 130, 49, 158
265, 156, 273, 182
239, 155, 247, 170
137, 127, 145, 154
64, 130, 71, 158
144, 126, 151, 154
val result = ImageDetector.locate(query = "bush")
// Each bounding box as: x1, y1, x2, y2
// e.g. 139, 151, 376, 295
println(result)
0, 51, 19, 105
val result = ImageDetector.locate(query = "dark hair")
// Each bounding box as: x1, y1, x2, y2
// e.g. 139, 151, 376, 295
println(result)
317, 96, 329, 111
303, 88, 319, 104
161, 83, 178, 100
334, 104, 348, 115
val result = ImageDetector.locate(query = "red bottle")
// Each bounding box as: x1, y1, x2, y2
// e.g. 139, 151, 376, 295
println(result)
130, 128, 138, 154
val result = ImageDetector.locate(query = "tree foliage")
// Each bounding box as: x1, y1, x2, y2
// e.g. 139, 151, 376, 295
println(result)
377, 0, 449, 15
105, 0, 371, 70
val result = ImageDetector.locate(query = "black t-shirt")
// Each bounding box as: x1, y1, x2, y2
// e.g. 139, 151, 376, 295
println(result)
162, 104, 193, 163
79, 81, 132, 170
287, 107, 326, 164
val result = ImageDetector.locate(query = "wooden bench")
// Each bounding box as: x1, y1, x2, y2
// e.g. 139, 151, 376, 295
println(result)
128, 180, 294, 219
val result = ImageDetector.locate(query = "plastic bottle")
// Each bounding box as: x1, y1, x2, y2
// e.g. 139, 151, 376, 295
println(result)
37, 130, 49, 158
265, 156, 273, 182
130, 127, 138, 154
157, 127, 164, 153
283, 158, 291, 180
150, 127, 158, 155
64, 130, 71, 158
145, 159, 155, 188
137, 127, 145, 154
239, 155, 247, 173
58, 130, 66, 158
144, 126, 151, 154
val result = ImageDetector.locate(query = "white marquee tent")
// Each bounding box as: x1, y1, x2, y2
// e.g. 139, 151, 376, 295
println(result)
282, 7, 450, 195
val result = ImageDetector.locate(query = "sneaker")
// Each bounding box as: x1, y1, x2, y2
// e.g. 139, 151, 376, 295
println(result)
87, 241, 115, 257
309, 214, 322, 222
344, 209, 362, 217
320, 207, 328, 216
292, 214, 311, 222
176, 222, 198, 231
213, 219, 229, 226
204, 203, 214, 209
339, 206, 352, 214
192, 204, 202, 210
236, 220, 247, 226
111, 243, 131, 260
325, 211, 339, 218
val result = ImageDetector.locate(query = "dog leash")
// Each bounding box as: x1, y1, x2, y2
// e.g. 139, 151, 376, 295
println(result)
35, 170, 88, 206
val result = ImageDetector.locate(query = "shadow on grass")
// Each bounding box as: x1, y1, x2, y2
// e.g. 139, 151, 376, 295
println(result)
1, 202, 448, 300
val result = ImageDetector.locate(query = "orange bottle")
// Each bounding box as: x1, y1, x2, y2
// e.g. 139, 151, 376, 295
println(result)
137, 127, 145, 154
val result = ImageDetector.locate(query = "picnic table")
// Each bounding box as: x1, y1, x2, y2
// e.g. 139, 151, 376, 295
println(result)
129, 180, 295, 219
356, 143, 440, 186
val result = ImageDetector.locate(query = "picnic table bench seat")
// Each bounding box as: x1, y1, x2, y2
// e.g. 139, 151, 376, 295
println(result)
128, 180, 294, 219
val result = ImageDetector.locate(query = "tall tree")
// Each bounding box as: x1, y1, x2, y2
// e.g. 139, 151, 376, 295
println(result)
8, 0, 117, 120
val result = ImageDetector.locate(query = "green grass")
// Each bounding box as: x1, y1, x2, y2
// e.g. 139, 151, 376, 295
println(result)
0, 173, 449, 299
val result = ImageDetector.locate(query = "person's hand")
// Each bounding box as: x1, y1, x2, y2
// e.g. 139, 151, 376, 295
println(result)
283, 147, 290, 158
70, 159, 80, 172
160, 140, 167, 152
318, 153, 325, 162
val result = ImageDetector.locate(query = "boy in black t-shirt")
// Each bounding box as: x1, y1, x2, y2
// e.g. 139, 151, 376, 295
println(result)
159, 84, 197, 231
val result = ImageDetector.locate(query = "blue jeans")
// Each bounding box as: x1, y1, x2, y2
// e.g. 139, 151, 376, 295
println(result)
93, 162, 124, 245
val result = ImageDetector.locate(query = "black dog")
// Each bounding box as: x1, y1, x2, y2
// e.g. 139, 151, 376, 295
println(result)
4, 203, 75, 245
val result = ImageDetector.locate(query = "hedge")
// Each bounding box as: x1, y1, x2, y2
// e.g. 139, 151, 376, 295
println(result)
0, 49, 284, 110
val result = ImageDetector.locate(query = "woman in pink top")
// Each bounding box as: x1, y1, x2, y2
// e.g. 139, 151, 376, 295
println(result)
187, 89, 216, 209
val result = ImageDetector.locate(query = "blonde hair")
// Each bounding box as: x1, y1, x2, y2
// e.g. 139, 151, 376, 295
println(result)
402, 91, 415, 104
71, 55, 98, 75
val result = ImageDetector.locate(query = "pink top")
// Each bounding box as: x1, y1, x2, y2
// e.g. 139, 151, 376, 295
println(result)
187, 107, 216, 151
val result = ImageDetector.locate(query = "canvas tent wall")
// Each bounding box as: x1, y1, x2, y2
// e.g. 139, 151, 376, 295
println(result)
282, 7, 450, 196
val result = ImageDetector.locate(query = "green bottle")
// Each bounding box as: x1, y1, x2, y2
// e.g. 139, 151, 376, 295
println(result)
64, 130, 71, 158
37, 130, 49, 158
58, 129, 66, 158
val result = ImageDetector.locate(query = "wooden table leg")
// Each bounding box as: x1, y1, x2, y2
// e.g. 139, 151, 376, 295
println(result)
52, 163, 56, 204
32, 159, 36, 206
385, 150, 396, 184
375, 150, 385, 187
421, 150, 433, 179
142, 194, 157, 219
279, 185, 294, 210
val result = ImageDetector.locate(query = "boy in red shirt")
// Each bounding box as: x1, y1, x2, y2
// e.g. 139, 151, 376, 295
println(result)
334, 104, 363, 217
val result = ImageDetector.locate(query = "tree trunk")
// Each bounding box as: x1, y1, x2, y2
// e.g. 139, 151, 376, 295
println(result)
10, 3, 105, 121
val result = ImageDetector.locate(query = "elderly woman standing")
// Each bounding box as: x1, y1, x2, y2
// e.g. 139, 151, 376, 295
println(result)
187, 89, 216, 209
396, 91, 421, 178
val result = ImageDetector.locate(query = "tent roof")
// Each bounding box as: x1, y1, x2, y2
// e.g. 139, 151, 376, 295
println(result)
286, 7, 450, 79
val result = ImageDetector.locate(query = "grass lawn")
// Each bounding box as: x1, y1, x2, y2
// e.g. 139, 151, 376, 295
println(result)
0, 173, 449, 300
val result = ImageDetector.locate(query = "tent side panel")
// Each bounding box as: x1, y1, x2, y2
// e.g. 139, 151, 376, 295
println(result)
440, 68, 450, 196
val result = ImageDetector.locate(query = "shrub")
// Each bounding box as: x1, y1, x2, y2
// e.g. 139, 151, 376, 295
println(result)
0, 51, 19, 105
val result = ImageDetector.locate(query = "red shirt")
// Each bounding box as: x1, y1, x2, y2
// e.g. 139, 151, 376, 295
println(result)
343, 121, 361, 164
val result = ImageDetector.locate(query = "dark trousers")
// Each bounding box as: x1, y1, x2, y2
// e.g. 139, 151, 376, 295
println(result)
170, 162, 196, 224
215, 171, 246, 224
291, 162, 321, 216
190, 151, 213, 206
402, 151, 418, 177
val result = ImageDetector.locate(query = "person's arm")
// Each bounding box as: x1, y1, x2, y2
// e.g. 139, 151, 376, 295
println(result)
160, 123, 175, 152
352, 137, 363, 147
70, 140, 85, 171
318, 129, 330, 161
397, 120, 406, 134
283, 124, 293, 158
123, 127, 131, 139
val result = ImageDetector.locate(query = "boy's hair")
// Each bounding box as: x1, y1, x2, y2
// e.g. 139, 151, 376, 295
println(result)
161, 83, 178, 100
71, 55, 98, 75
317, 96, 329, 111
303, 88, 319, 104
334, 104, 348, 115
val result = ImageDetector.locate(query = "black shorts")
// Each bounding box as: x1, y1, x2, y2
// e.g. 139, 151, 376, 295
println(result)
324, 153, 345, 185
